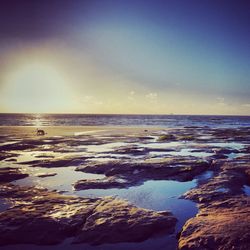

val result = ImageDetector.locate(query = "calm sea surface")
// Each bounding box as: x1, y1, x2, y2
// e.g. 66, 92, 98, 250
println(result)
0, 113, 250, 127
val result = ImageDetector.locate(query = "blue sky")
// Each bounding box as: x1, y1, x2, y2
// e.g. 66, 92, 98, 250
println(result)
0, 0, 249, 114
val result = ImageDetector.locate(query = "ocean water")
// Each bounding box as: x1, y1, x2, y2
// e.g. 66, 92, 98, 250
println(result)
0, 113, 250, 127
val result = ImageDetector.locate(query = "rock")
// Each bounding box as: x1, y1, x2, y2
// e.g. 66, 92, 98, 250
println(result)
35, 172, 57, 178
74, 197, 177, 245
0, 184, 177, 246
178, 196, 250, 250
211, 127, 250, 141
177, 135, 195, 141
146, 147, 176, 153
183, 161, 249, 202
35, 155, 55, 158
0, 184, 96, 245
19, 156, 88, 168
74, 176, 135, 190
4, 158, 17, 162
74, 158, 211, 190
0, 167, 28, 183
245, 169, 250, 184
212, 153, 228, 160
111, 145, 149, 155
157, 134, 176, 141
179, 160, 250, 250
0, 152, 19, 161
0, 142, 37, 151
1, 126, 249, 249
214, 148, 239, 155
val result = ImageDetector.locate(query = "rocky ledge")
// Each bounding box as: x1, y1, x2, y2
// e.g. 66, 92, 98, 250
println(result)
0, 167, 28, 183
178, 158, 250, 250
0, 184, 177, 246
178, 196, 250, 250
74, 157, 211, 190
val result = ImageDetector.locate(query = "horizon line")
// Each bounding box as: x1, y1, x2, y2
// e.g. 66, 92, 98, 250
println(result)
0, 112, 249, 117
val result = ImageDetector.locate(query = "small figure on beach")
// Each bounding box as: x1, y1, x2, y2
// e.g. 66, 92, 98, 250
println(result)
36, 129, 45, 136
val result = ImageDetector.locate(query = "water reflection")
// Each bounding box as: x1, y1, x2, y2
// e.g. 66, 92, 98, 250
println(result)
76, 179, 197, 232
33, 114, 43, 127
0, 198, 10, 212
244, 185, 250, 196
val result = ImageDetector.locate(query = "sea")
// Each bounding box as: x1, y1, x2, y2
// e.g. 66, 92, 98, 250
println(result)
0, 113, 250, 128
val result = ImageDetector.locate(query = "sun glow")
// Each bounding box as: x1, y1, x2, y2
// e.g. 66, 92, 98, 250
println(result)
1, 61, 74, 113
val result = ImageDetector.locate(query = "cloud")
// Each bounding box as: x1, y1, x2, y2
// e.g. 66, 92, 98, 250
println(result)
128, 90, 135, 100
82, 95, 103, 106
82, 95, 94, 102
145, 92, 158, 105
216, 97, 226, 106
242, 103, 250, 108
145, 92, 157, 100
216, 97, 224, 102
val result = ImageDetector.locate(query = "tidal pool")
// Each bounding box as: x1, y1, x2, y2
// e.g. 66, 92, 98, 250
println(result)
13, 166, 105, 192
6, 177, 198, 250
149, 148, 213, 158
0, 198, 11, 213
244, 185, 250, 196
76, 179, 197, 228
2, 130, 225, 250
86, 142, 130, 153
207, 142, 245, 150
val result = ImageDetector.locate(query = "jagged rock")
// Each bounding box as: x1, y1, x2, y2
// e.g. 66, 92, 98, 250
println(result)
74, 176, 135, 190
179, 160, 250, 250
74, 197, 177, 245
178, 196, 250, 250
0, 184, 177, 246
74, 159, 211, 190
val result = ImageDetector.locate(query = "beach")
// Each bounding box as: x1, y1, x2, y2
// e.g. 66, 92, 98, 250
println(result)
0, 122, 250, 250
1, 0, 249, 248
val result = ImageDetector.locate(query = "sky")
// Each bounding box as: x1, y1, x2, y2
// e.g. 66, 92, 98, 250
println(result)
0, 0, 249, 115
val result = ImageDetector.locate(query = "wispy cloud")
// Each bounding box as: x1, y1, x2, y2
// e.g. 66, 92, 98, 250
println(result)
242, 103, 250, 108
216, 97, 226, 106
145, 92, 158, 100
128, 90, 135, 100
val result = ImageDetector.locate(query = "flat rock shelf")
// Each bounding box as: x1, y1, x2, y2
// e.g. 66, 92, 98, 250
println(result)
0, 125, 249, 250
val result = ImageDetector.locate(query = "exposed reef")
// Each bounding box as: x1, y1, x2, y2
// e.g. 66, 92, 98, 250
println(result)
74, 158, 211, 190
0, 167, 28, 183
178, 157, 250, 250
0, 126, 249, 249
0, 184, 177, 246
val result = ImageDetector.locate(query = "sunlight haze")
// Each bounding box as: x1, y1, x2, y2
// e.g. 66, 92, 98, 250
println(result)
0, 0, 249, 115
